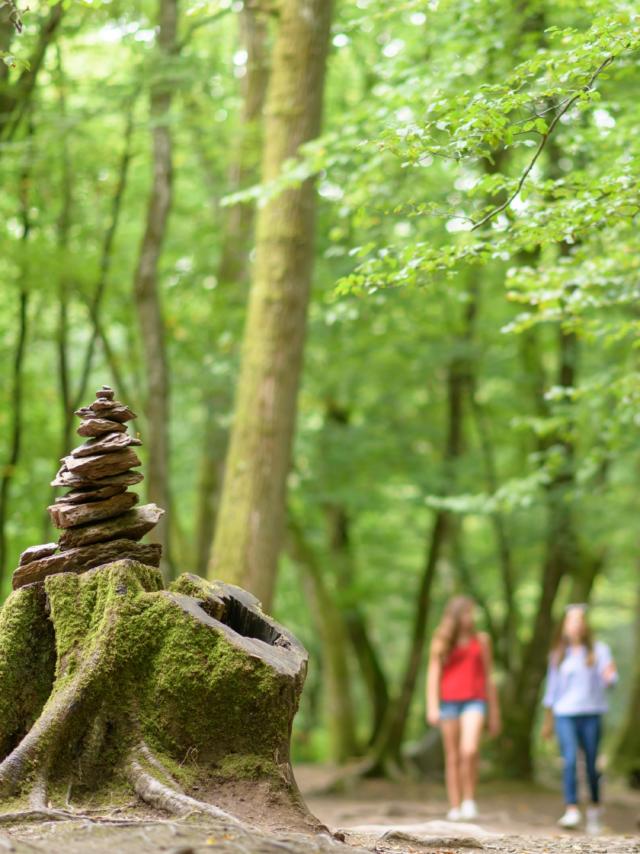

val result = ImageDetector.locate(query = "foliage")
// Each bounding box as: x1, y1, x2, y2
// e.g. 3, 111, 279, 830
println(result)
0, 0, 638, 772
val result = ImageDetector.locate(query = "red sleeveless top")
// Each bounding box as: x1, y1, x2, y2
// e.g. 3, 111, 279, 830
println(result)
440, 635, 487, 702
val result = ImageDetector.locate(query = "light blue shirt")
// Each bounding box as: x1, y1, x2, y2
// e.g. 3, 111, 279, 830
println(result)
542, 641, 616, 716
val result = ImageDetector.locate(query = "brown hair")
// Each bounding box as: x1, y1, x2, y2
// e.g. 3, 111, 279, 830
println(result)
551, 606, 595, 667
432, 595, 476, 662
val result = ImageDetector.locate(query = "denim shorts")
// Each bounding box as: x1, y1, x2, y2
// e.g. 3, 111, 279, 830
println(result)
440, 699, 487, 720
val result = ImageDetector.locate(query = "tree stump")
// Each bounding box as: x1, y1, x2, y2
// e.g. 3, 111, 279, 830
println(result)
0, 387, 316, 833
0, 560, 314, 829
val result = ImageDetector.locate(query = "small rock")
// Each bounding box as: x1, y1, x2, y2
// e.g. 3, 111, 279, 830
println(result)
12, 540, 162, 588
89, 399, 137, 422
64, 448, 141, 479
52, 469, 144, 489
48, 491, 139, 530
71, 432, 141, 458
77, 418, 127, 437
55, 484, 127, 504
58, 503, 164, 549
18, 543, 58, 566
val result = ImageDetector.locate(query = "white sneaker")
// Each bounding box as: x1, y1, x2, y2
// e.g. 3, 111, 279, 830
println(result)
586, 806, 602, 835
447, 806, 462, 821
460, 799, 479, 820
558, 806, 581, 829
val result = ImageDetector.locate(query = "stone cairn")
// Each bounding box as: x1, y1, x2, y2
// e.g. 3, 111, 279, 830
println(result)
13, 386, 164, 589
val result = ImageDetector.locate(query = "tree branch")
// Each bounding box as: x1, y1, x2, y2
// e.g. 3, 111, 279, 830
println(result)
471, 54, 616, 231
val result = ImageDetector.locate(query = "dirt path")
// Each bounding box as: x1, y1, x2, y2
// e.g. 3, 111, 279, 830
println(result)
0, 770, 638, 853
299, 767, 640, 853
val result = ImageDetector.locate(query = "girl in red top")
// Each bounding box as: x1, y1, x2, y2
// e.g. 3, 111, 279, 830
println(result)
426, 596, 501, 821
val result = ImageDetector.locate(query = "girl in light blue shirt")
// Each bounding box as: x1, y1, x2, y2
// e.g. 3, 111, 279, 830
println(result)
542, 605, 618, 835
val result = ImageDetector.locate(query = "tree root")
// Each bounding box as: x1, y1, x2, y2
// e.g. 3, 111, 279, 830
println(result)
126, 745, 244, 827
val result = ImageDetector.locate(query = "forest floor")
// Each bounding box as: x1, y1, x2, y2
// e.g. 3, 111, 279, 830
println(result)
300, 766, 640, 853
0, 768, 638, 854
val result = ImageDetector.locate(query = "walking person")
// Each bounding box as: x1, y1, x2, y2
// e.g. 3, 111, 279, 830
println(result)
542, 604, 618, 835
426, 596, 501, 821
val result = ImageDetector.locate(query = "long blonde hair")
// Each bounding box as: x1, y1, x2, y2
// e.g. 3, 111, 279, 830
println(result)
432, 595, 476, 662
551, 605, 595, 667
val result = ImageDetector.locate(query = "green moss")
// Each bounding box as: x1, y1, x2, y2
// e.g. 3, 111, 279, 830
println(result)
0, 586, 55, 756
0, 559, 304, 811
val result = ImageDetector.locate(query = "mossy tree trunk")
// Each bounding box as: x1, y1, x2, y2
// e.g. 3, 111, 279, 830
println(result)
0, 559, 315, 829
209, 0, 333, 611
194, 4, 270, 577
133, 0, 178, 577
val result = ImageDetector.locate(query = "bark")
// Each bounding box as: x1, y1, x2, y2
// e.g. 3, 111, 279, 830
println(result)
0, 2, 63, 143
288, 515, 358, 763
369, 358, 465, 774
321, 405, 389, 747
209, 0, 333, 610
133, 0, 178, 577
54, 47, 73, 457
194, 5, 269, 575
217, 4, 269, 288
194, 398, 226, 575
500, 328, 581, 778
612, 580, 640, 786
74, 96, 138, 413
0, 560, 316, 833
0, 135, 31, 585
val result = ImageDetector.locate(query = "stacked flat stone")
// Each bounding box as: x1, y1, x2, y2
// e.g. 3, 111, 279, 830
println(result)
12, 386, 164, 589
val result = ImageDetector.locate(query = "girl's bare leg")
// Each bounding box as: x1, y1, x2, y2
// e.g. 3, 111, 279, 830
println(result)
441, 719, 462, 808
459, 710, 484, 801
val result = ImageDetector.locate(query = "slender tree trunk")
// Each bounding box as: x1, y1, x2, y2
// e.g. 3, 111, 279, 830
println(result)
325, 502, 389, 747
369, 358, 465, 773
0, 2, 63, 144
209, 0, 333, 610
323, 403, 389, 747
0, 139, 32, 584
613, 580, 640, 786
288, 515, 358, 763
194, 400, 226, 576
133, 0, 178, 577
194, 5, 269, 574
500, 328, 580, 778
55, 46, 73, 465
74, 94, 138, 413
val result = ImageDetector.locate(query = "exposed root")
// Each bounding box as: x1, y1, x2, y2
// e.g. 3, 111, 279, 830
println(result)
136, 740, 182, 789
0, 605, 122, 797
126, 747, 244, 827
27, 773, 48, 811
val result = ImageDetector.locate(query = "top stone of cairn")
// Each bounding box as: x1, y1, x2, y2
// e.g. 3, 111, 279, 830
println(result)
12, 386, 164, 589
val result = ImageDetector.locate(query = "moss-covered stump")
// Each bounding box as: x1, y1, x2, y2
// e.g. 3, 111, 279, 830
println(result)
0, 559, 316, 832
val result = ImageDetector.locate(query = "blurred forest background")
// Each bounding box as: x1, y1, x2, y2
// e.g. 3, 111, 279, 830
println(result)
0, 0, 638, 788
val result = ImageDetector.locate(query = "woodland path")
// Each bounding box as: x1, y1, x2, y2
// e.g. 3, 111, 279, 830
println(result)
0, 772, 638, 853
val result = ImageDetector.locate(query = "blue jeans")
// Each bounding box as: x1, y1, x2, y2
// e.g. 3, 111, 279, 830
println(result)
554, 714, 601, 805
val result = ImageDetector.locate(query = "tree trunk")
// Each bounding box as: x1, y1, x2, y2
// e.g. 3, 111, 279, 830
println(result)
500, 328, 580, 778
612, 580, 640, 787
288, 516, 358, 763
133, 0, 177, 577
0, 559, 318, 832
194, 5, 269, 574
369, 358, 465, 774
0, 2, 63, 144
209, 0, 333, 610
321, 409, 389, 747
0, 139, 32, 586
